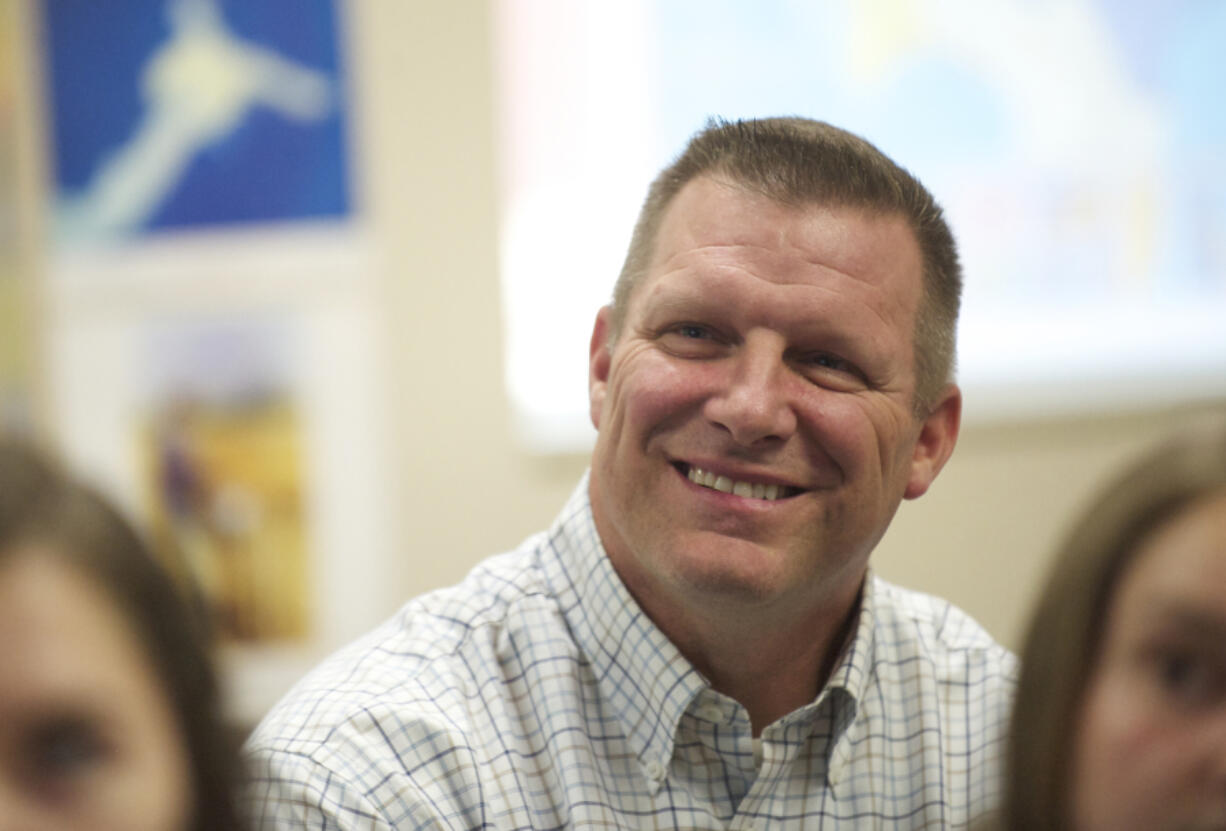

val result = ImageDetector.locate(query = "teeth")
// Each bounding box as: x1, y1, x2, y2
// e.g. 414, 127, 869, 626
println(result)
686, 466, 787, 501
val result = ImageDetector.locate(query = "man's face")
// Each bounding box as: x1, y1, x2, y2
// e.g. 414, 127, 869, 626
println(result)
587, 175, 959, 620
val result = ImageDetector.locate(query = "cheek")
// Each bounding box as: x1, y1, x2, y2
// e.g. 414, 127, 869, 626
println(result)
102, 674, 194, 830
1074, 674, 1191, 825
613, 357, 714, 433
124, 726, 194, 831
797, 394, 899, 480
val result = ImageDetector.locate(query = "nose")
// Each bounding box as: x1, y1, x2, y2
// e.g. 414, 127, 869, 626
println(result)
703, 338, 797, 447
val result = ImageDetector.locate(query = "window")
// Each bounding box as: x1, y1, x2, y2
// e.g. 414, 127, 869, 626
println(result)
496, 0, 1226, 452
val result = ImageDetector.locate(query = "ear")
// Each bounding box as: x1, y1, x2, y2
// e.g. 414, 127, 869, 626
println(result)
903, 383, 961, 500
589, 306, 614, 430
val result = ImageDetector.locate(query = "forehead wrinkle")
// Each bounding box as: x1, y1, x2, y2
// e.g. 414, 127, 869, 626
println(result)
656, 239, 884, 287
641, 249, 909, 341
667, 187, 917, 266
653, 240, 894, 299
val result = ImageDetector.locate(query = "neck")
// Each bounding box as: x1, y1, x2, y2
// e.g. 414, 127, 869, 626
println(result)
629, 569, 865, 736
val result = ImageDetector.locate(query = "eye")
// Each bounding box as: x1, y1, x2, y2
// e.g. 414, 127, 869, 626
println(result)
795, 351, 866, 389
807, 353, 853, 372
23, 718, 109, 787
674, 324, 712, 340
1153, 649, 1226, 709
656, 322, 727, 358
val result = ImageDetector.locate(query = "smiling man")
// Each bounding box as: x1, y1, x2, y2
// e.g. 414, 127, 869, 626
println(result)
246, 118, 1016, 830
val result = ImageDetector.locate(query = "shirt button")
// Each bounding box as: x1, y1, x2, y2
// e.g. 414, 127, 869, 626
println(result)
644, 759, 665, 781
698, 704, 724, 722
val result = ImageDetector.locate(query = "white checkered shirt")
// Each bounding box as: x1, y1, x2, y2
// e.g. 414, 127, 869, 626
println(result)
245, 474, 1016, 829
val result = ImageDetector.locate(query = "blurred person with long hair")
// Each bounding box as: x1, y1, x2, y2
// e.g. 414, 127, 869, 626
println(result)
992, 415, 1226, 831
0, 439, 243, 830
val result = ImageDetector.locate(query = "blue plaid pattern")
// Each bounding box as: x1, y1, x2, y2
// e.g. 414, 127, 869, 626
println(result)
245, 474, 1016, 829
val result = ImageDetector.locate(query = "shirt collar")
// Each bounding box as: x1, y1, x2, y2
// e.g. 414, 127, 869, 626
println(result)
821, 571, 878, 778
824, 568, 877, 706
541, 472, 705, 785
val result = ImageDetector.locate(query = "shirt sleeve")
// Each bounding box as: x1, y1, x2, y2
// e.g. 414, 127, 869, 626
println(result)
244, 701, 505, 831
243, 738, 474, 831
242, 740, 391, 831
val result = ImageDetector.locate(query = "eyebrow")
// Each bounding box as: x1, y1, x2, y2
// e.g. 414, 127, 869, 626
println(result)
1144, 603, 1226, 645
639, 286, 712, 316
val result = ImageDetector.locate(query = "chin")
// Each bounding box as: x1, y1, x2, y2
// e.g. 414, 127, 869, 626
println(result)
669, 550, 788, 606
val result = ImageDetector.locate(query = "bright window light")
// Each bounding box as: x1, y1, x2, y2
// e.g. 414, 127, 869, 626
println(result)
495, 0, 1226, 453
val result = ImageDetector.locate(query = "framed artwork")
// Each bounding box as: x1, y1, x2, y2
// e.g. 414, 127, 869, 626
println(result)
0, 0, 33, 433
137, 319, 311, 644
43, 266, 396, 725
34, 0, 389, 725
39, 0, 352, 247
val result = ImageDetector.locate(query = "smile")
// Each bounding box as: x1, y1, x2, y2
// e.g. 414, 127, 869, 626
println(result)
681, 464, 799, 501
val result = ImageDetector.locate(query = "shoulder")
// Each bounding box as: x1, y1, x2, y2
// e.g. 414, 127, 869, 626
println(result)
869, 575, 1018, 685
849, 578, 1017, 821
872, 574, 1012, 654
252, 541, 563, 735
243, 541, 566, 827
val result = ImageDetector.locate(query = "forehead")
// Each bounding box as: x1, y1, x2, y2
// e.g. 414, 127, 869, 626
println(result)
0, 550, 150, 700
632, 175, 924, 329
1116, 489, 1226, 618
642, 175, 921, 302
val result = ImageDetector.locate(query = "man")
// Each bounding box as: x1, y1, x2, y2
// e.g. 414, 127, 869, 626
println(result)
245, 117, 1015, 829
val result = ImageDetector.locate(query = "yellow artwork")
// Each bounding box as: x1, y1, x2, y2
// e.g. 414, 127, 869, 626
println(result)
136, 325, 312, 644
0, 271, 31, 433
0, 0, 32, 435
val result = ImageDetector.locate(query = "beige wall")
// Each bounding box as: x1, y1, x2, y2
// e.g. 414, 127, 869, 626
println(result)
871, 407, 1226, 647
347, 2, 588, 618
14, 2, 1222, 663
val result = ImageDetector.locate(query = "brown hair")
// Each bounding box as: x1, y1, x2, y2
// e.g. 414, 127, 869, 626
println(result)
610, 116, 962, 412
0, 439, 244, 831
1002, 415, 1226, 831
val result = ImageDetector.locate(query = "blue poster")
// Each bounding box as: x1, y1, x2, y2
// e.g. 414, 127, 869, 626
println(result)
41, 0, 351, 245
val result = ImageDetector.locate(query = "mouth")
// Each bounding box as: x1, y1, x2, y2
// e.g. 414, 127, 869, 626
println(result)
674, 462, 802, 502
